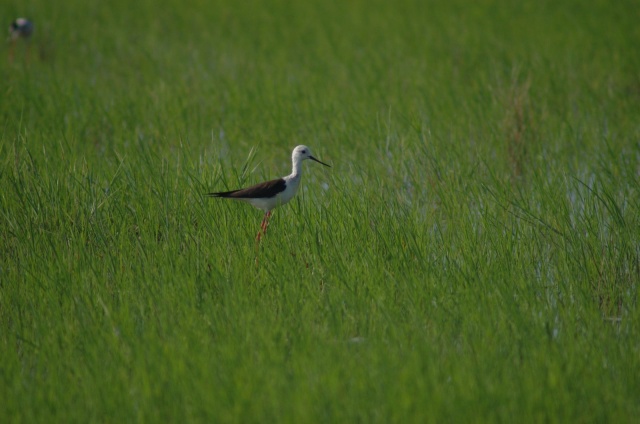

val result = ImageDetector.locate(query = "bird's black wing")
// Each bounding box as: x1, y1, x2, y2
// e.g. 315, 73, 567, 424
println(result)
207, 178, 286, 199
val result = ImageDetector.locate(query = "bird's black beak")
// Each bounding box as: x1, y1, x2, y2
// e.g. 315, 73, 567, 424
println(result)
310, 156, 331, 167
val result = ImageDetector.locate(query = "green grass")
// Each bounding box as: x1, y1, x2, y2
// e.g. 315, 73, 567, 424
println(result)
2, 0, 639, 422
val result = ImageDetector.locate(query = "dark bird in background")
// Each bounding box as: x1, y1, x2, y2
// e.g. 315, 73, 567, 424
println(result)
9, 18, 33, 62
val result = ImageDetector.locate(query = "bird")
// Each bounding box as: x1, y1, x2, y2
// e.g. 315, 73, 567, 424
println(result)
9, 18, 33, 40
8, 18, 34, 62
207, 145, 330, 242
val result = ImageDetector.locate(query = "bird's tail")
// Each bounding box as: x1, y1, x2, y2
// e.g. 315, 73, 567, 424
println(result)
206, 190, 239, 198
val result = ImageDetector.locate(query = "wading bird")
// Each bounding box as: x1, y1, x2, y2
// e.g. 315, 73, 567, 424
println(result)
8, 18, 33, 62
207, 145, 330, 242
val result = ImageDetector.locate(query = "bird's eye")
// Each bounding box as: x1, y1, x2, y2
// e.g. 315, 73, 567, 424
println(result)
302, 150, 307, 154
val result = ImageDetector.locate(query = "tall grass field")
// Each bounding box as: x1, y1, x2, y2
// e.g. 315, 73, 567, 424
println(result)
2, 0, 639, 421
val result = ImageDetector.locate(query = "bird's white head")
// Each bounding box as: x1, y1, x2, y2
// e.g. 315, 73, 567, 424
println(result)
292, 145, 330, 168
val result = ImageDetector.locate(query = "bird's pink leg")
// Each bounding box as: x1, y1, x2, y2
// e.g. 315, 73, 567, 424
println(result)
255, 211, 272, 242
261, 211, 272, 235
255, 224, 263, 243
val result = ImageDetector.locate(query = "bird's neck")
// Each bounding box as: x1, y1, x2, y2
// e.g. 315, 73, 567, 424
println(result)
290, 160, 302, 179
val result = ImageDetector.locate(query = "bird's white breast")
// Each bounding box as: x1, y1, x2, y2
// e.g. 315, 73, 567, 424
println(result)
279, 175, 301, 205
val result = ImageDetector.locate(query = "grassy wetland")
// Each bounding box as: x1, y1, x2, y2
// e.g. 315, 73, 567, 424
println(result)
1, 0, 639, 422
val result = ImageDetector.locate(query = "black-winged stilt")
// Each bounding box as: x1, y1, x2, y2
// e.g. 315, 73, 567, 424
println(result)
207, 145, 330, 241
8, 18, 33, 62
